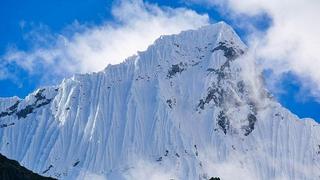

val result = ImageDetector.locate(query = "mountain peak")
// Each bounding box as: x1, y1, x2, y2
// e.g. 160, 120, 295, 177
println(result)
151, 21, 246, 51
101, 22, 246, 77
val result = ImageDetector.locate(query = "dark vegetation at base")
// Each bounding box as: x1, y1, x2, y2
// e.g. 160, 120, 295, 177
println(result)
0, 153, 56, 180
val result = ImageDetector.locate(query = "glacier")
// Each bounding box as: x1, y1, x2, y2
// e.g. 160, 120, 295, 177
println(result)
0, 22, 320, 180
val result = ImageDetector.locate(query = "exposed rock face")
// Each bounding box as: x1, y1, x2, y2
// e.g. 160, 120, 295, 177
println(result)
0, 22, 319, 180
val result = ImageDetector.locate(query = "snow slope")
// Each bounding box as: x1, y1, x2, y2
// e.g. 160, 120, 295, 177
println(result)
0, 22, 320, 180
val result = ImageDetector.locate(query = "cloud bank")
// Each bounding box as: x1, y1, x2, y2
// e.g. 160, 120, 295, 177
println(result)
187, 0, 320, 101
1, 0, 209, 85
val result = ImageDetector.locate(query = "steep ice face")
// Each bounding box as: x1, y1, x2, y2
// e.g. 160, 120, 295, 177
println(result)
1, 22, 320, 180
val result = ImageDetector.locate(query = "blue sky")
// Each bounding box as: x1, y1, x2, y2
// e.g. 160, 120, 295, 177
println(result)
0, 0, 114, 97
0, 0, 319, 121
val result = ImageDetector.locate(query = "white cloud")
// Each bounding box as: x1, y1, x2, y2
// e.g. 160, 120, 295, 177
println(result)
123, 158, 177, 180
0, 0, 209, 85
186, 0, 320, 101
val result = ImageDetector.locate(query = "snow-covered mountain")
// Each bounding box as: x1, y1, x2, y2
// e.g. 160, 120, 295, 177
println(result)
0, 22, 320, 180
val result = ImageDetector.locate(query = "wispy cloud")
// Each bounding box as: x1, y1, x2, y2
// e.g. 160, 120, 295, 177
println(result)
186, 0, 320, 101
1, 0, 209, 85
